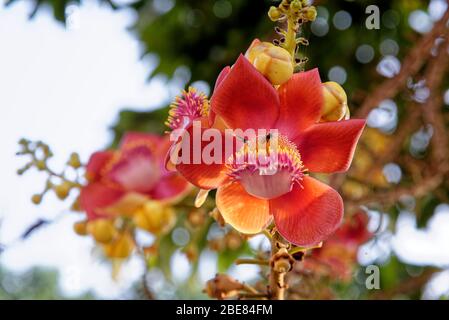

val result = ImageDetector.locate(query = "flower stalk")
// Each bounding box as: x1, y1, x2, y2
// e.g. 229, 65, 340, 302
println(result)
268, 0, 317, 70
268, 231, 295, 300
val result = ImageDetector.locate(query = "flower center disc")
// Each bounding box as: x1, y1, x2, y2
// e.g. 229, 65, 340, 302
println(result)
228, 134, 305, 200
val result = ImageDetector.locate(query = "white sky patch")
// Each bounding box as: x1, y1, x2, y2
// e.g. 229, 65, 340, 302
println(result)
0, 1, 166, 298
392, 205, 449, 267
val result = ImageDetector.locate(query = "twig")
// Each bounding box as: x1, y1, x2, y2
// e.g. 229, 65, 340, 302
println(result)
355, 6, 449, 118
419, 37, 449, 169
347, 173, 444, 208
235, 258, 269, 266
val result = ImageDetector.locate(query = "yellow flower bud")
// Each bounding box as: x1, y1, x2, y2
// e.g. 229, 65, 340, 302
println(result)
87, 219, 116, 244
320, 81, 348, 122
73, 220, 88, 236
103, 233, 134, 259
225, 232, 242, 250
183, 245, 198, 262
54, 181, 72, 200
290, 1, 302, 11
133, 201, 175, 235
36, 160, 46, 171
304, 6, 317, 22
245, 40, 293, 86
187, 209, 206, 228
31, 194, 42, 205
68, 152, 81, 169
268, 6, 282, 21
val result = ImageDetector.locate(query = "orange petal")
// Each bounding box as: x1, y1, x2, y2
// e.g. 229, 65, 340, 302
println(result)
216, 182, 271, 234
270, 177, 343, 246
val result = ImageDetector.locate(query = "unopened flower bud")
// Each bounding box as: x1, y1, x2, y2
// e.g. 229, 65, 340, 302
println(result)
36, 160, 46, 171
290, 0, 302, 11
320, 81, 348, 122
68, 152, 81, 169
245, 40, 293, 86
71, 197, 81, 212
187, 209, 206, 228
103, 233, 134, 259
225, 232, 242, 250
208, 238, 225, 251
31, 194, 42, 205
268, 6, 282, 21
304, 6, 317, 21
133, 201, 175, 235
87, 219, 116, 244
73, 220, 88, 236
183, 245, 198, 262
54, 181, 71, 200
204, 274, 244, 299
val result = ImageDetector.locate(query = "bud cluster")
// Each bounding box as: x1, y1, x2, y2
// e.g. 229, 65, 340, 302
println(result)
268, 0, 317, 71
16, 139, 83, 207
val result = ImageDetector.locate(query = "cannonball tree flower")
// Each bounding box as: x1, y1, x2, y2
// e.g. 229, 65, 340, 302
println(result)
79, 132, 191, 237
170, 54, 366, 247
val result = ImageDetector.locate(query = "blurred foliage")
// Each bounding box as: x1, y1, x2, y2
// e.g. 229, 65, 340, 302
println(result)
6, 0, 431, 93
0, 265, 95, 299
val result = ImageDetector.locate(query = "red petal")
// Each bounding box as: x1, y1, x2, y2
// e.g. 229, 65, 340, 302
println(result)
80, 182, 125, 220
214, 66, 231, 91
209, 66, 231, 126
86, 151, 114, 181
270, 177, 343, 246
276, 69, 323, 137
211, 55, 279, 131
149, 172, 191, 202
216, 182, 271, 234
294, 119, 366, 173
173, 119, 234, 190
333, 211, 373, 245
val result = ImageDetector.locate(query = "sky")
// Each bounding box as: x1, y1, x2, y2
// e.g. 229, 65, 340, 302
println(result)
0, 0, 448, 299
0, 0, 166, 298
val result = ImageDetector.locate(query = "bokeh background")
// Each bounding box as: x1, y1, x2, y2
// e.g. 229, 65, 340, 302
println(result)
1, 0, 449, 299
